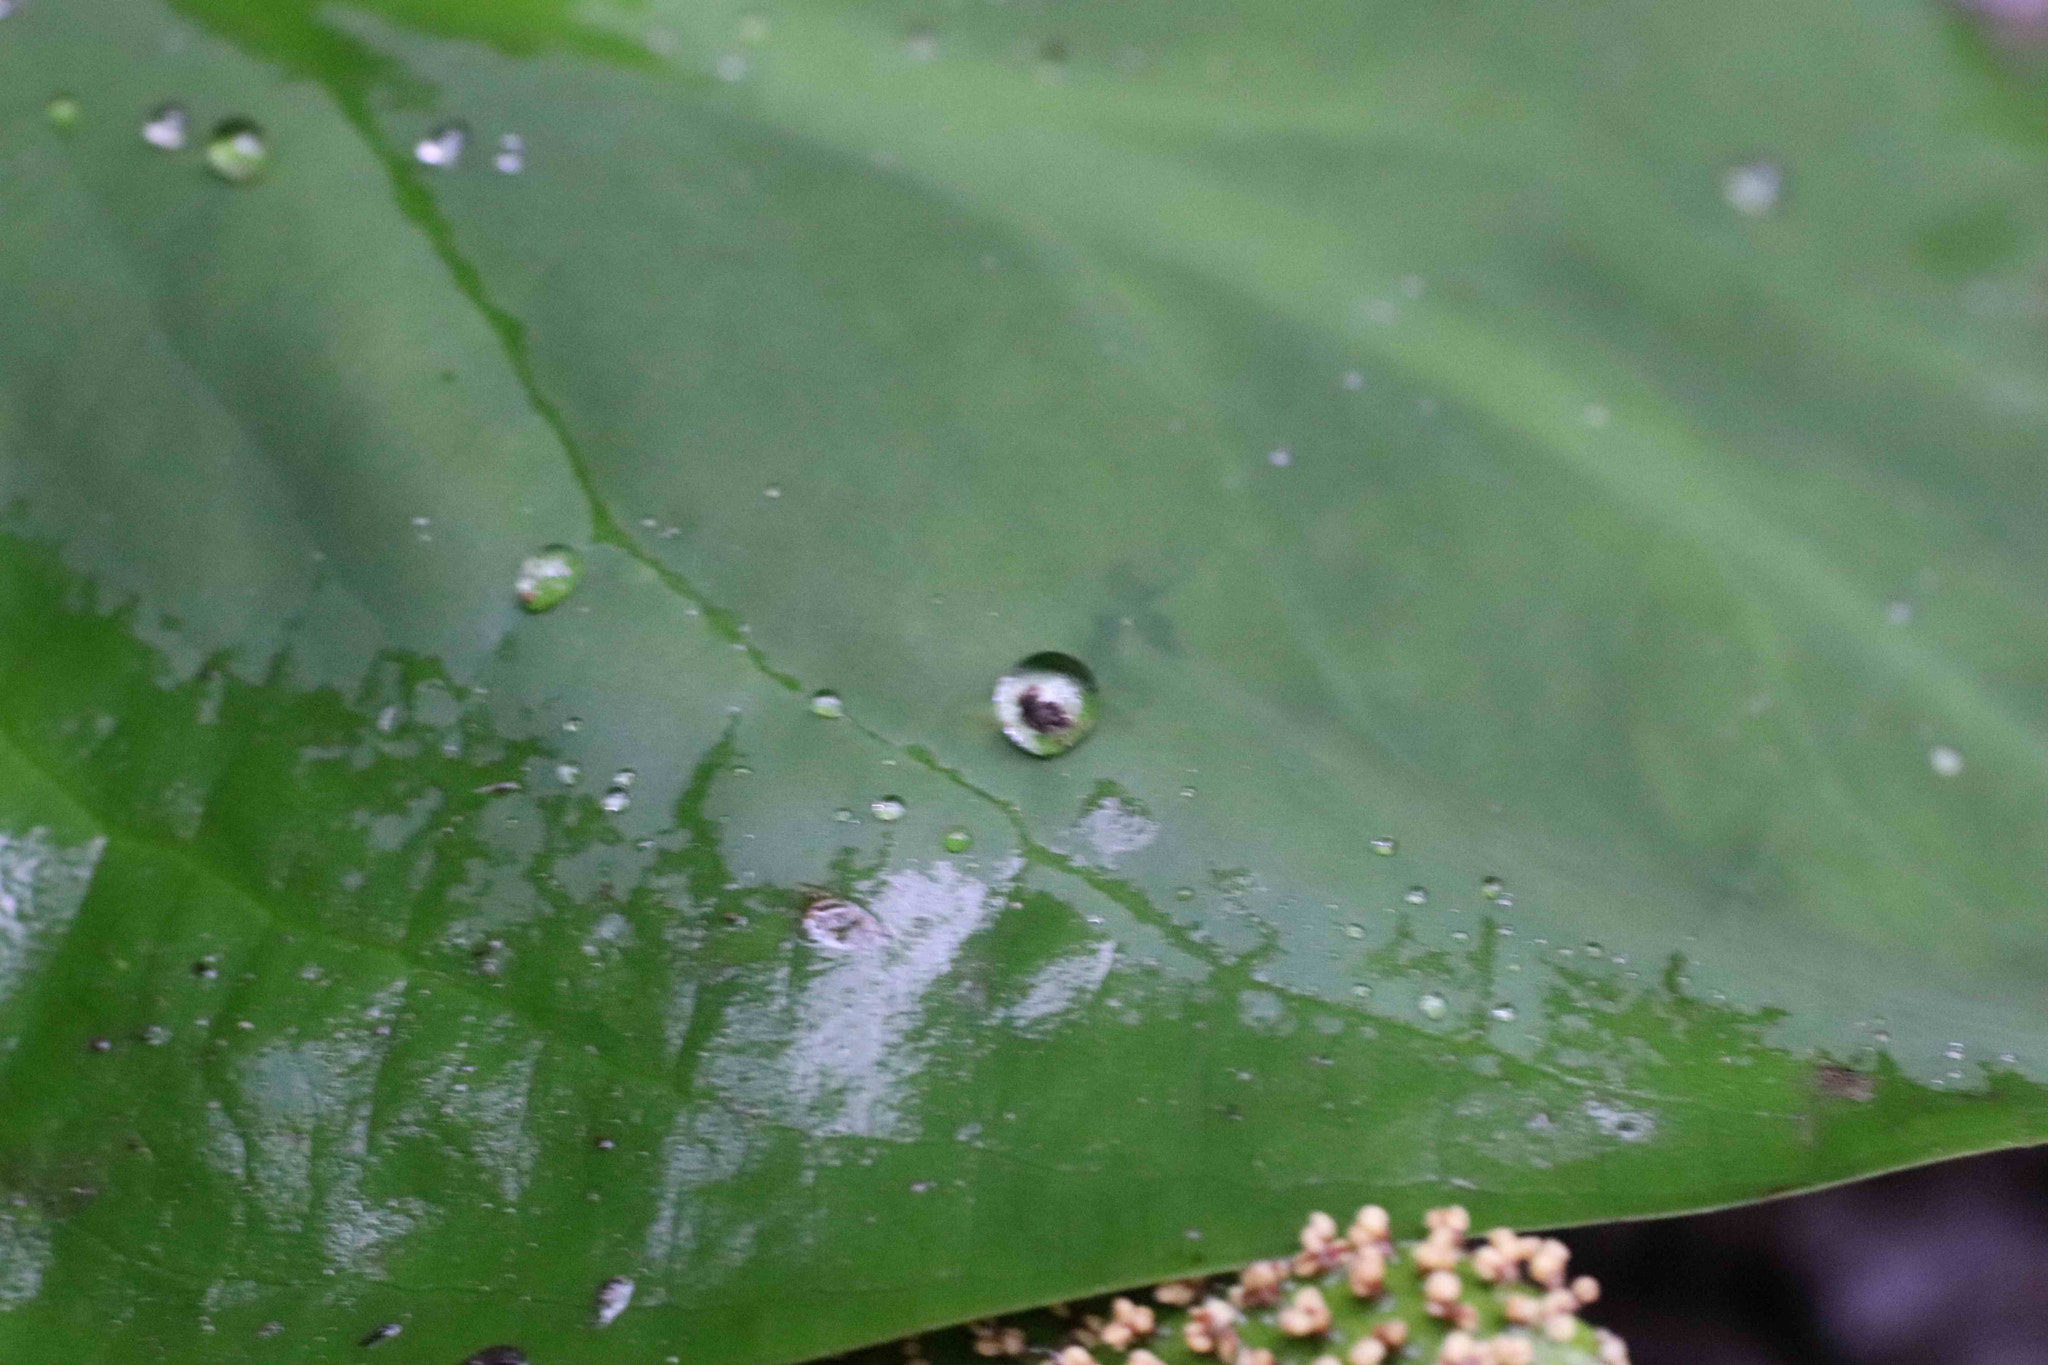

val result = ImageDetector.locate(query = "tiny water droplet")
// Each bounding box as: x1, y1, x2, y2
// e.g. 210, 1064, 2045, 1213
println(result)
941, 826, 973, 853
1179, 786, 1197, 799
1417, 992, 1448, 1021
46, 94, 81, 128
1403, 886, 1428, 905
562, 716, 582, 732
832, 807, 856, 823
801, 897, 883, 951
142, 103, 187, 150
1344, 923, 1366, 939
1584, 942, 1605, 959
1480, 875, 1506, 900
413, 121, 467, 168
1351, 983, 1373, 999
204, 117, 268, 183
1450, 930, 1470, 944
1488, 1003, 1517, 1023
870, 796, 905, 822
763, 484, 783, 499
599, 787, 630, 814
1929, 745, 1964, 777
1368, 836, 1397, 856
514, 544, 582, 612
555, 762, 580, 785
994, 652, 1098, 757
809, 690, 844, 718
592, 1276, 635, 1329
1174, 886, 1196, 901
493, 132, 525, 174
1723, 159, 1783, 217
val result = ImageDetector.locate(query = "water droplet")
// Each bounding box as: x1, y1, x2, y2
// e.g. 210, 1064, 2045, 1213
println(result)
809, 690, 845, 718
204, 117, 268, 183
87, 1035, 112, 1053
554, 762, 580, 785
358, 1323, 402, 1348
141, 103, 187, 150
1267, 447, 1293, 468
832, 807, 856, 823
1417, 992, 1448, 1021
1178, 786, 1197, 799
870, 796, 905, 822
1944, 1041, 1965, 1060
1368, 836, 1397, 856
993, 652, 1098, 757
1723, 159, 1783, 217
1174, 886, 1196, 901
562, 716, 582, 733
611, 769, 635, 787
493, 132, 525, 174
514, 544, 582, 612
46, 94, 80, 128
1340, 370, 1364, 391
1488, 1003, 1517, 1023
1351, 984, 1373, 999
592, 1276, 635, 1329
1929, 745, 1964, 777
599, 787, 630, 814
1344, 923, 1366, 939
763, 483, 783, 499
1450, 930, 1470, 944
1403, 886, 1428, 905
413, 121, 467, 168
801, 897, 884, 951
941, 826, 973, 853
1480, 875, 1506, 900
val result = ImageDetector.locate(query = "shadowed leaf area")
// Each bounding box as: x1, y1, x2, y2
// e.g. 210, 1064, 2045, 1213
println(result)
3, 0, 2048, 1362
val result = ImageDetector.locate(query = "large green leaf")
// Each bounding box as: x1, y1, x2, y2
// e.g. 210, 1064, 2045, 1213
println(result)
4, 0, 2048, 1360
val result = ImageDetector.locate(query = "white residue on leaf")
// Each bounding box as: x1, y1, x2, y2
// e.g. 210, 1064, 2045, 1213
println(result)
699, 864, 997, 1139
1004, 940, 1116, 1034
641, 1105, 755, 1272
0, 1207, 51, 1309
0, 828, 107, 1013
1583, 1098, 1658, 1144
1057, 797, 1158, 869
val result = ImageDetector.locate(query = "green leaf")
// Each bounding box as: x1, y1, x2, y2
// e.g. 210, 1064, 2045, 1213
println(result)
3, 0, 2048, 1362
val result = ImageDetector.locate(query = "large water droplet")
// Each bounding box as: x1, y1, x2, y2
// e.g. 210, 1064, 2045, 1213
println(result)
870, 796, 906, 822
515, 544, 582, 612
46, 94, 81, 128
592, 1276, 635, 1329
941, 826, 973, 853
993, 652, 1097, 757
809, 690, 845, 718
1723, 160, 1782, 217
205, 118, 267, 183
1417, 992, 1448, 1021
414, 121, 467, 168
141, 103, 187, 150
801, 897, 883, 951
1368, 836, 1397, 857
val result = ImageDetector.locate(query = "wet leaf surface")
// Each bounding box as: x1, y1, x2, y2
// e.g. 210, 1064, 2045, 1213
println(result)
4, 0, 2048, 1361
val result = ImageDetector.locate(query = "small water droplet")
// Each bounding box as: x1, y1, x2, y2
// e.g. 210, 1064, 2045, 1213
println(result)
1723, 159, 1783, 217
358, 1323, 402, 1348
493, 132, 525, 174
87, 1035, 112, 1053
809, 690, 845, 718
1480, 875, 1506, 900
142, 1024, 171, 1045
1450, 930, 1470, 944
1488, 1003, 1517, 1023
870, 796, 905, 822
1344, 923, 1366, 939
1266, 447, 1293, 468
204, 117, 267, 183
801, 897, 883, 951
1403, 886, 1428, 905
413, 121, 467, 168
142, 103, 187, 150
1351, 983, 1373, 999
1929, 745, 1964, 777
993, 652, 1098, 757
599, 787, 630, 814
514, 544, 582, 612
611, 768, 635, 788
555, 762, 580, 785
562, 716, 582, 733
592, 1276, 635, 1329
832, 807, 856, 823
941, 826, 973, 853
763, 484, 783, 499
1944, 1042, 1966, 1060
1417, 992, 1448, 1021
1174, 886, 1195, 901
46, 94, 81, 128
1368, 836, 1397, 856
1584, 942, 1605, 959
1178, 786, 1197, 799
1340, 370, 1364, 391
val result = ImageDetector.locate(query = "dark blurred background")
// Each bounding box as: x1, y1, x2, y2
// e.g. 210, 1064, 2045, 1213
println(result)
1568, 1146, 2048, 1364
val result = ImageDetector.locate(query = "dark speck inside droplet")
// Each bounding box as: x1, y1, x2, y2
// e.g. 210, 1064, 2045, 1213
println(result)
1018, 687, 1071, 734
